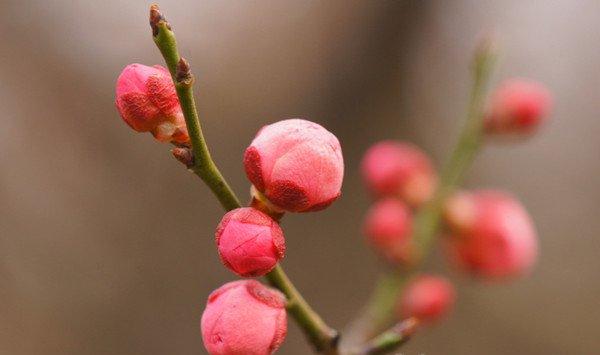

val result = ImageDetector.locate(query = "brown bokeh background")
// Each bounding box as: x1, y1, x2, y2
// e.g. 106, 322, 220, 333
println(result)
1, 1, 599, 354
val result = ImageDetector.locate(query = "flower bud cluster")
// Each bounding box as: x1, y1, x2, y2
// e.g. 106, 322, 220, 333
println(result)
115, 53, 550, 351
206, 118, 343, 354
361, 141, 436, 265
358, 77, 550, 330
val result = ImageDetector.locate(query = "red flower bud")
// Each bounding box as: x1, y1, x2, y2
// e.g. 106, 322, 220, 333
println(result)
398, 275, 455, 323
201, 280, 287, 355
115, 63, 189, 143
361, 141, 436, 206
244, 119, 344, 212
363, 198, 413, 264
215, 208, 285, 277
443, 190, 538, 279
485, 78, 552, 136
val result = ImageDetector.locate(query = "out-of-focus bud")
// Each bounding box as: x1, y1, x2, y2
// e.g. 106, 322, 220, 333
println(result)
115, 63, 189, 144
485, 78, 552, 136
443, 190, 538, 279
361, 141, 436, 207
363, 198, 413, 264
215, 207, 285, 277
442, 191, 477, 234
398, 275, 455, 323
201, 280, 287, 355
244, 119, 344, 213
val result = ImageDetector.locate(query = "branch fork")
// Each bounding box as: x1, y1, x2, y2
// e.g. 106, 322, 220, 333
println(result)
148, 4, 496, 354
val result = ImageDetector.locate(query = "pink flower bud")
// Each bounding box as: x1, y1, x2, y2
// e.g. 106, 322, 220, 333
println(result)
244, 119, 344, 212
201, 280, 287, 355
398, 275, 455, 323
361, 141, 436, 206
215, 208, 285, 277
363, 198, 413, 264
443, 190, 538, 279
115, 63, 189, 144
485, 78, 552, 136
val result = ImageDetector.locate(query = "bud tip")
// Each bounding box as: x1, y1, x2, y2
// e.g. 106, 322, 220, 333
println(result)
149, 4, 170, 36
472, 33, 498, 71
171, 147, 194, 168
176, 58, 192, 83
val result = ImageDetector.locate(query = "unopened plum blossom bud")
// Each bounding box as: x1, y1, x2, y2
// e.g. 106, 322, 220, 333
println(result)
443, 190, 538, 279
115, 63, 189, 143
398, 275, 455, 323
363, 198, 413, 264
215, 207, 285, 277
244, 119, 344, 212
361, 141, 436, 206
201, 280, 287, 355
485, 78, 552, 136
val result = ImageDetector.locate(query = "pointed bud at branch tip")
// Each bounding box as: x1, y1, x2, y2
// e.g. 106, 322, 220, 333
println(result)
149, 4, 170, 36
176, 58, 193, 84
171, 147, 194, 168
475, 35, 497, 56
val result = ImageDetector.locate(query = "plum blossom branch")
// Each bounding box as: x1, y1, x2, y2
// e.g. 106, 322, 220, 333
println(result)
344, 39, 497, 352
150, 5, 240, 211
268, 265, 340, 354
412, 38, 497, 259
149, 5, 338, 353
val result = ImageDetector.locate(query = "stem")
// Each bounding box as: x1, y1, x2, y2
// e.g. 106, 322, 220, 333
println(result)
266, 265, 340, 354
152, 11, 239, 211
412, 39, 497, 259
365, 273, 409, 333
341, 272, 410, 350
149, 5, 338, 353
344, 40, 497, 351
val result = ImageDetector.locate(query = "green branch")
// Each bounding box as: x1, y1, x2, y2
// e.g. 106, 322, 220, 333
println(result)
151, 7, 239, 211
412, 38, 497, 259
149, 5, 338, 353
267, 265, 340, 354
344, 39, 497, 352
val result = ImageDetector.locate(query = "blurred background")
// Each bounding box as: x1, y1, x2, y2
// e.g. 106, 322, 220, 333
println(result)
1, 1, 599, 354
